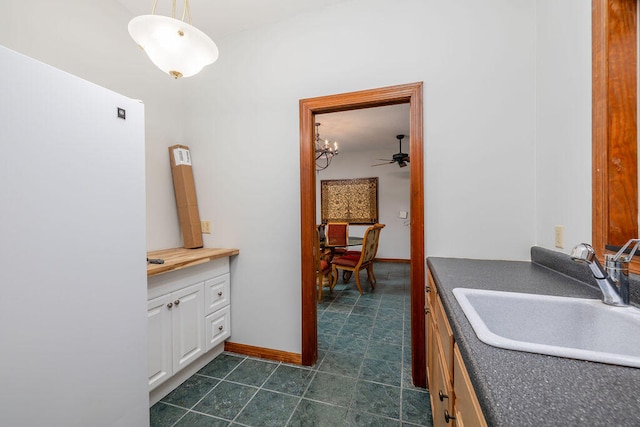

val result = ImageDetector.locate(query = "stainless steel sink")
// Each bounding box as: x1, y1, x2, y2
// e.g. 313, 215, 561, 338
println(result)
452, 288, 640, 368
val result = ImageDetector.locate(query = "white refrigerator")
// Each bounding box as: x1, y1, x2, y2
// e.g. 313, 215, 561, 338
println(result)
0, 45, 149, 426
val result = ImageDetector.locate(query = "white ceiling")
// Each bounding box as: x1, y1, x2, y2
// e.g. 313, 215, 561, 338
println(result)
317, 104, 411, 154
116, 0, 411, 154
115, 0, 351, 39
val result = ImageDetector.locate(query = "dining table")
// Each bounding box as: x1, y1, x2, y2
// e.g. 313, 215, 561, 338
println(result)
321, 235, 363, 251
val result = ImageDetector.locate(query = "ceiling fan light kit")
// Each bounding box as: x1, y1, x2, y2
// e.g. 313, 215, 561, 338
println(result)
372, 134, 410, 168
128, 0, 219, 79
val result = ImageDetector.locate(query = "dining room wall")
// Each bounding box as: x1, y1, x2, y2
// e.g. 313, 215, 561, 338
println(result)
314, 148, 411, 260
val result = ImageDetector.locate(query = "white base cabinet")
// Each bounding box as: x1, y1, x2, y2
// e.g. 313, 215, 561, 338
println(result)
147, 257, 232, 398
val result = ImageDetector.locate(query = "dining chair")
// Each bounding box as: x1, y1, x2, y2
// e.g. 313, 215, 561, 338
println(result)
316, 226, 333, 302
330, 223, 385, 295
326, 222, 349, 255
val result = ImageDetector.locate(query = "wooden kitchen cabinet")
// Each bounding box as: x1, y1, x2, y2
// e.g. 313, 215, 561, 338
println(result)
426, 269, 487, 427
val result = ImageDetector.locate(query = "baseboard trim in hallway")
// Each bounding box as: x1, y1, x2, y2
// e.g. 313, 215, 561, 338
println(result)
224, 341, 302, 365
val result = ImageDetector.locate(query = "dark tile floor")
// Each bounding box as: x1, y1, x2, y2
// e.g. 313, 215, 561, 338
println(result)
150, 262, 433, 426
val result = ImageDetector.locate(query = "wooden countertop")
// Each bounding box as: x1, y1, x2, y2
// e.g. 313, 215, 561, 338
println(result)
147, 247, 239, 277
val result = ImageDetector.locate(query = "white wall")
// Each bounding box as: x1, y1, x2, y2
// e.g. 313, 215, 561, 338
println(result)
182, 0, 537, 353
315, 148, 411, 260
0, 0, 186, 251
534, 1, 592, 253
0, 0, 594, 357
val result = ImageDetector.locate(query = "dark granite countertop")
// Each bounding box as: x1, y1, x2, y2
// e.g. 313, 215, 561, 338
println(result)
427, 247, 640, 427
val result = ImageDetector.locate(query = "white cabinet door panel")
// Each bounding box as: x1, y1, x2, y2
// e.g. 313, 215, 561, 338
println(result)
171, 283, 205, 373
148, 294, 173, 390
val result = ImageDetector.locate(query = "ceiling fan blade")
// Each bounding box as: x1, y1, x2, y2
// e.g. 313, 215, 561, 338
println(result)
405, 157, 410, 162
371, 161, 394, 167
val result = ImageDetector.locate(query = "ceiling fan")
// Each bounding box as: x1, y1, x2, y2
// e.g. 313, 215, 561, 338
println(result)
372, 134, 410, 168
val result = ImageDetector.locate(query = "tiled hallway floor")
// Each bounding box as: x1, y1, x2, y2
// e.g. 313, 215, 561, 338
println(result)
150, 262, 433, 426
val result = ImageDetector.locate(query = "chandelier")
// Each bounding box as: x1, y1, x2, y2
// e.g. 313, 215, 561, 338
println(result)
315, 123, 339, 171
128, 0, 219, 79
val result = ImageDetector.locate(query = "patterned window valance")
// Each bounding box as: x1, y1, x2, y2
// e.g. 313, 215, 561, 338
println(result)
321, 177, 378, 224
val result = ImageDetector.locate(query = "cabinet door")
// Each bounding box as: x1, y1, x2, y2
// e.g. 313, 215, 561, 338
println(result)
453, 345, 487, 427
171, 283, 205, 374
204, 273, 230, 315
426, 272, 436, 386
148, 294, 173, 391
431, 339, 454, 427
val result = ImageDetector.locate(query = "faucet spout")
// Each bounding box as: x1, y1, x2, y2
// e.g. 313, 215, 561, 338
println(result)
570, 243, 628, 306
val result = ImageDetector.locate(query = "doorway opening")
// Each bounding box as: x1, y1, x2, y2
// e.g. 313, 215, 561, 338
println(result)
299, 82, 426, 387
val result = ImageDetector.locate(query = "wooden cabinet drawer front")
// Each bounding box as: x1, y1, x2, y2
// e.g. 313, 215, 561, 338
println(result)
204, 273, 230, 315
453, 345, 487, 427
434, 294, 454, 373
205, 305, 231, 352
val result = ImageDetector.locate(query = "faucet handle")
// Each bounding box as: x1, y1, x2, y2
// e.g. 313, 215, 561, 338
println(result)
613, 238, 640, 263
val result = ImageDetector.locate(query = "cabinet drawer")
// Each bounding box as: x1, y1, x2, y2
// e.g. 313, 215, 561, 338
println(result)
205, 305, 231, 352
453, 345, 487, 427
204, 273, 230, 315
434, 294, 454, 374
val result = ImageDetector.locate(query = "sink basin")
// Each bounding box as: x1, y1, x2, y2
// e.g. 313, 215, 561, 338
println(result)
452, 288, 640, 368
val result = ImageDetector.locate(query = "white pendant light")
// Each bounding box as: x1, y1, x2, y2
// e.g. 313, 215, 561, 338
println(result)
128, 0, 219, 79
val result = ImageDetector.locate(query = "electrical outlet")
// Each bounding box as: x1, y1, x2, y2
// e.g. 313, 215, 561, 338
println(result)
201, 220, 211, 234
554, 225, 564, 249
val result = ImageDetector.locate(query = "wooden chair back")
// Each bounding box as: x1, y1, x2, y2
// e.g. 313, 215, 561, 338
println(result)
361, 223, 385, 264
326, 222, 349, 246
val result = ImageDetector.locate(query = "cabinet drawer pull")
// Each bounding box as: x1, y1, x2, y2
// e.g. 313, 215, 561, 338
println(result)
217, 291, 223, 297
218, 325, 224, 331
444, 409, 456, 423
167, 302, 173, 308
174, 300, 180, 306
438, 390, 449, 401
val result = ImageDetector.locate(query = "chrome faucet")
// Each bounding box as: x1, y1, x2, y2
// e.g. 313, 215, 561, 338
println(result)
571, 240, 640, 306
